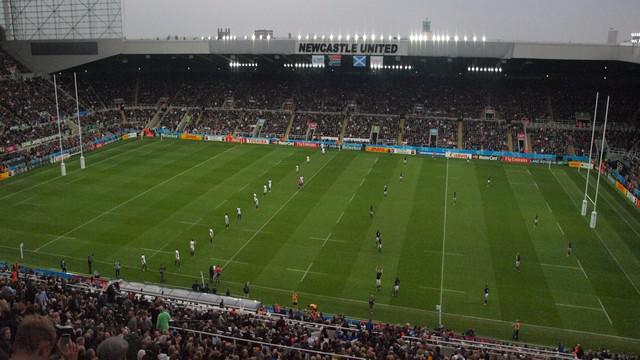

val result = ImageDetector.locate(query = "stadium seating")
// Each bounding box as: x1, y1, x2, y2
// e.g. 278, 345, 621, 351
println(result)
2, 65, 640, 201
1, 266, 622, 360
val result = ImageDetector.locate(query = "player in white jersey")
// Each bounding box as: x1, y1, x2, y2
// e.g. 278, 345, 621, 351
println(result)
268, 178, 272, 192
140, 254, 147, 272
321, 146, 326, 154
224, 213, 230, 228
263, 184, 268, 195
254, 196, 259, 209
306, 155, 310, 164
209, 228, 214, 244
189, 239, 196, 256
236, 207, 242, 220
175, 249, 181, 267
296, 165, 299, 173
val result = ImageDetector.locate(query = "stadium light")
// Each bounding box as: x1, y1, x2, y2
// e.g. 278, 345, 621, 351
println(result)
297, 34, 301, 40
454, 35, 459, 42
338, 34, 342, 41
363, 34, 367, 41
482, 35, 486, 42
472, 35, 477, 42
388, 35, 392, 41
251, 34, 256, 40
266, 34, 271, 40
467, 66, 471, 71
346, 34, 350, 41
330, 34, 334, 40
259, 34, 263, 40
305, 35, 309, 40
463, 35, 468, 42
321, 35, 325, 40
313, 35, 317, 40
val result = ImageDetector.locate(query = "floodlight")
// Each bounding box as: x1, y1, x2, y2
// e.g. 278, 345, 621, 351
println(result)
266, 35, 271, 40
463, 36, 468, 41
298, 34, 301, 40
330, 34, 334, 40
252, 34, 256, 40
454, 35, 459, 42
482, 36, 486, 42
472, 35, 477, 42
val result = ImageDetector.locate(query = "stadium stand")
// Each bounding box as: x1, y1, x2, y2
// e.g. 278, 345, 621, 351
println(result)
3, 264, 628, 360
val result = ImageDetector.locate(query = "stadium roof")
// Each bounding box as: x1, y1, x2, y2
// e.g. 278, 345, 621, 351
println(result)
2, 38, 640, 73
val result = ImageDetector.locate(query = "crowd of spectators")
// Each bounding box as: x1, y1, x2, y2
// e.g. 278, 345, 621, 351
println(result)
462, 121, 508, 151
290, 113, 343, 140
0, 266, 631, 360
403, 117, 457, 148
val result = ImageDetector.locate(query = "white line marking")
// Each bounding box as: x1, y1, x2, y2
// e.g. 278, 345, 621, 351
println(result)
551, 169, 640, 296
8, 246, 637, 343
556, 222, 565, 235
178, 220, 203, 226
68, 175, 88, 184
311, 234, 342, 248
211, 257, 249, 265
35, 146, 236, 252
10, 196, 33, 207
421, 286, 466, 294
359, 178, 365, 187
541, 263, 580, 271
287, 266, 325, 277
556, 303, 603, 312
526, 168, 532, 176
223, 154, 335, 268
299, 262, 314, 282
597, 297, 613, 324
424, 250, 464, 257
438, 159, 449, 319
576, 259, 589, 281
141, 247, 172, 256
546, 201, 553, 213
0, 140, 156, 201
336, 210, 345, 224
348, 193, 356, 203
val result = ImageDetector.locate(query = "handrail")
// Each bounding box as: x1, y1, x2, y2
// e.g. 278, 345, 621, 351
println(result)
168, 326, 366, 359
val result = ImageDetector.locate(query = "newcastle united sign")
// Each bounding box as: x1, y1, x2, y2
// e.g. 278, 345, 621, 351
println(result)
296, 42, 407, 55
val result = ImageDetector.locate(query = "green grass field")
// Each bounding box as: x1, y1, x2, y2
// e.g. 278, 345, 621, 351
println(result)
1, 138, 639, 352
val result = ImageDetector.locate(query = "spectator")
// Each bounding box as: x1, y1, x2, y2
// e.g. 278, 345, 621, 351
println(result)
10, 315, 56, 360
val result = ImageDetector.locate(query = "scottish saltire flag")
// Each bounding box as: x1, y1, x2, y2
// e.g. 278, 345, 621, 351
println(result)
353, 55, 366, 67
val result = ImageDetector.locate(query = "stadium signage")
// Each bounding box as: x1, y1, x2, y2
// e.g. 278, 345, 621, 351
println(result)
293, 141, 320, 148
0, 172, 9, 181
342, 143, 363, 151
390, 148, 416, 155
477, 155, 498, 161
204, 135, 224, 142
296, 42, 403, 55
501, 156, 531, 164
445, 152, 472, 159
366, 146, 390, 153
180, 133, 203, 141
245, 138, 270, 145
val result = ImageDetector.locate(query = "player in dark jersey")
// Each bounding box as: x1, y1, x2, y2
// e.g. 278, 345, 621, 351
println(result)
383, 184, 388, 197
534, 214, 539, 227
453, 191, 457, 205
369, 205, 374, 218
515, 253, 521, 271
375, 266, 383, 291
368, 294, 375, 314
487, 176, 492, 187
375, 230, 382, 253
567, 241, 572, 256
